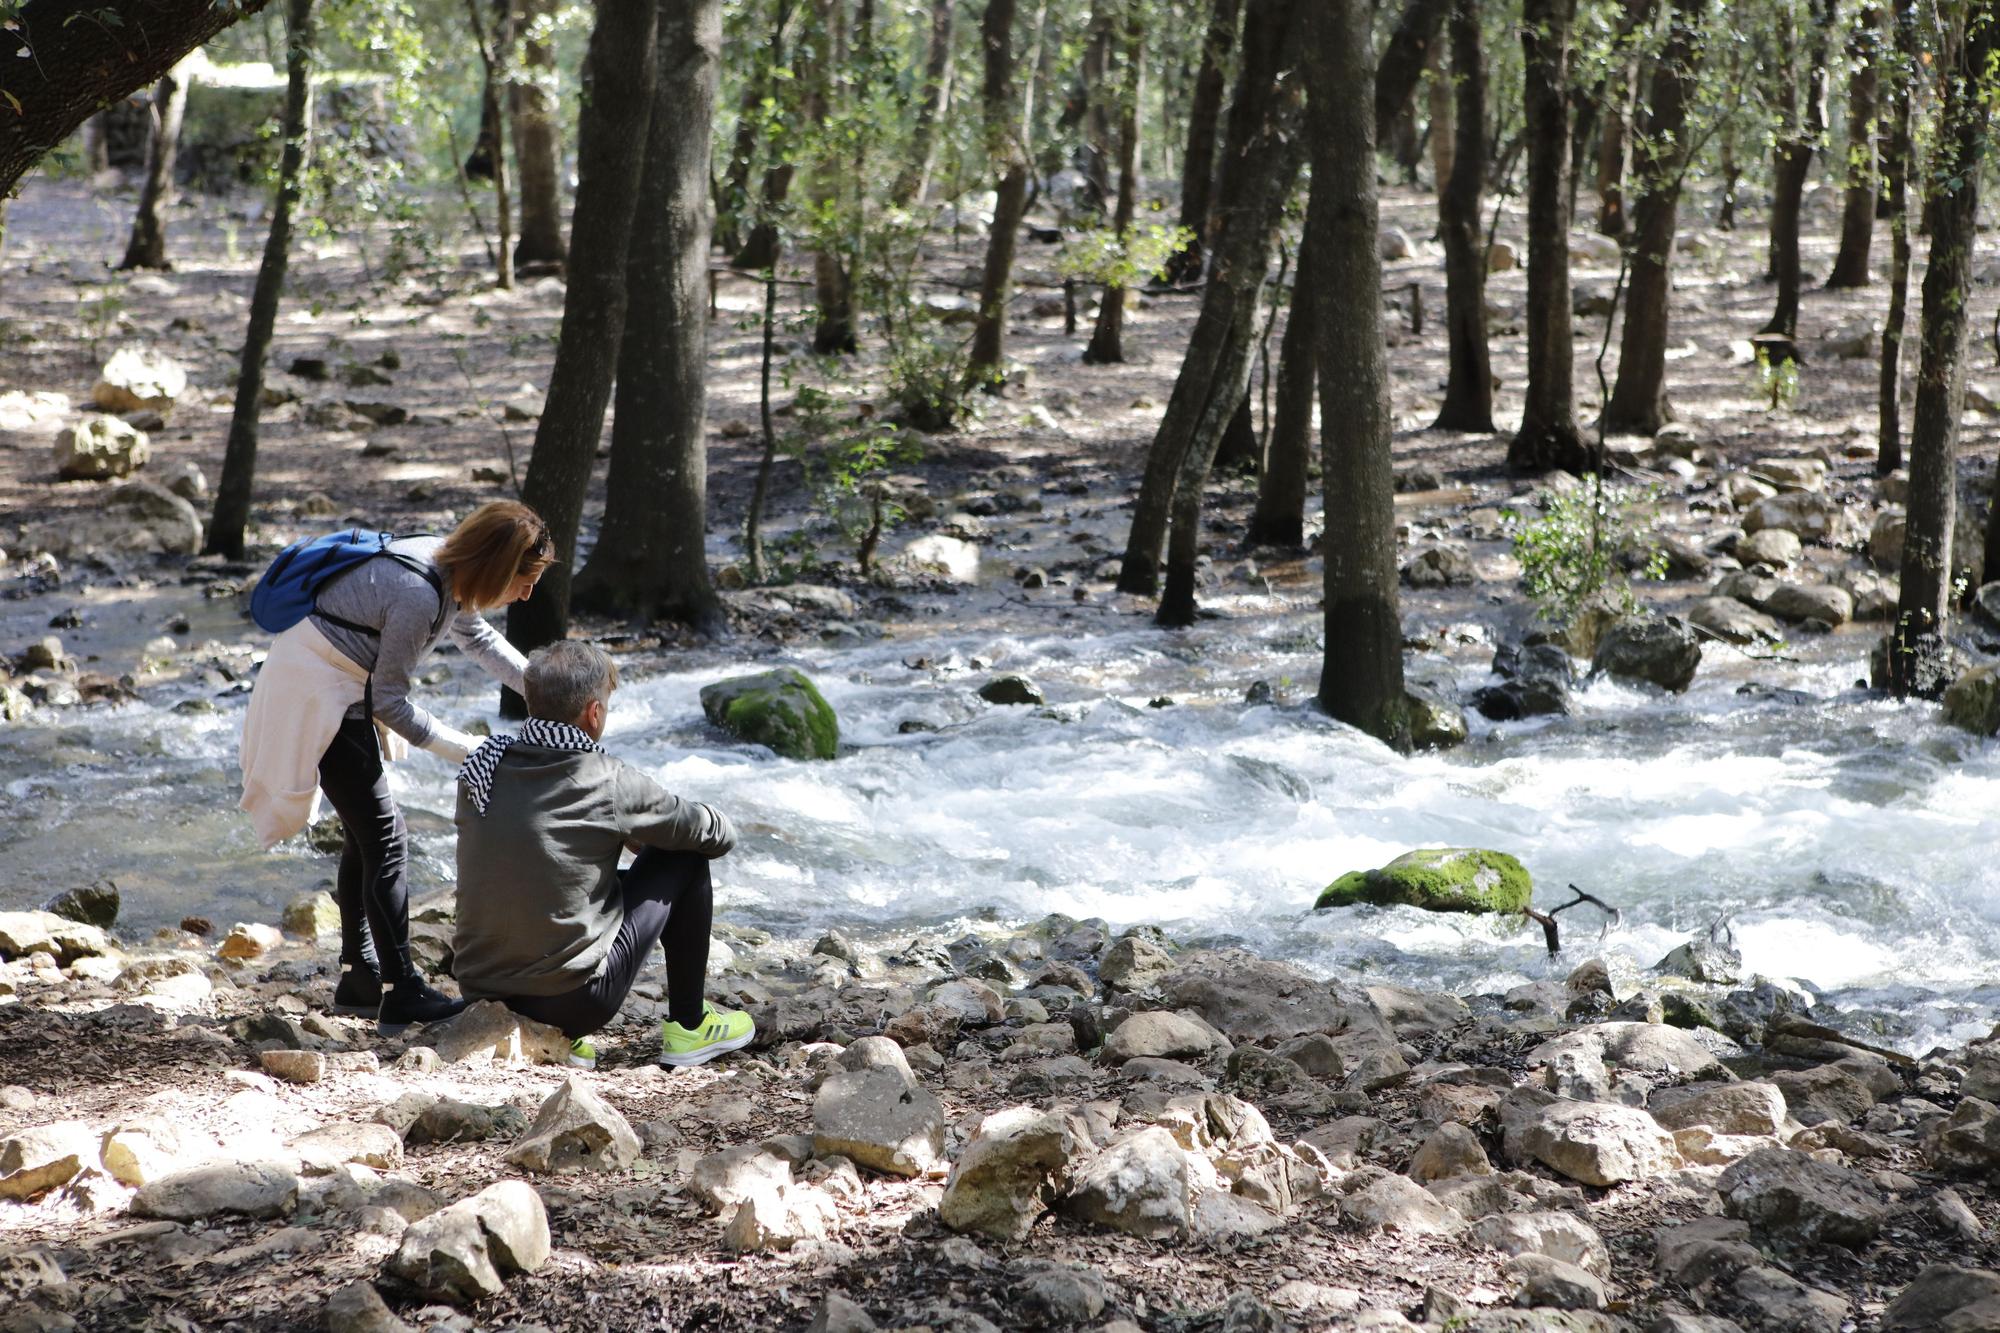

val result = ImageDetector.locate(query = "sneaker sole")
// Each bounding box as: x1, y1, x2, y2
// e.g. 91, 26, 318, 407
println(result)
658, 1030, 755, 1068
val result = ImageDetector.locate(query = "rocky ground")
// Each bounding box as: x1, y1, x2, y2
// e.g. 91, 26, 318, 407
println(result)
5, 894, 2000, 1333
5, 168, 2000, 1332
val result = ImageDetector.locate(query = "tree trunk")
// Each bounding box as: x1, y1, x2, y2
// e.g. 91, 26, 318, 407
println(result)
892, 0, 957, 205
468, 0, 515, 289
206, 0, 314, 561
1508, 0, 1589, 473
1602, 0, 1703, 436
808, 0, 856, 354
1162, 0, 1241, 284
1373, 0, 1450, 147
1142, 0, 1306, 621
1762, 0, 1833, 340
510, 0, 567, 276
503, 0, 662, 700
1826, 3, 1882, 287
1068, 1, 1115, 215
1893, 2, 1997, 698
1083, 1, 1143, 366
117, 57, 195, 272
572, 0, 723, 635
718, 1, 788, 253
1433, 0, 1492, 432
1588, 0, 1657, 237
0, 0, 268, 199
1249, 236, 1314, 547
731, 0, 803, 272
1312, 0, 1406, 747
1427, 38, 1453, 192
1877, 0, 1916, 476
966, 0, 1032, 388
1717, 120, 1740, 228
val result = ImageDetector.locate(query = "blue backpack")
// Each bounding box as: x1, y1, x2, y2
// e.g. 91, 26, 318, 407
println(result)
250, 529, 443, 636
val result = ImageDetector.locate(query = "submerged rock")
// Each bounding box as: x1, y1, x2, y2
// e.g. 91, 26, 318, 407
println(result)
1592, 615, 1702, 692
1317, 848, 1532, 915
700, 668, 839, 760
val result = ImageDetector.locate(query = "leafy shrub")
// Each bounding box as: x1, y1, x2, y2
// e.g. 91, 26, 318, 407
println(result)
1505, 482, 1668, 626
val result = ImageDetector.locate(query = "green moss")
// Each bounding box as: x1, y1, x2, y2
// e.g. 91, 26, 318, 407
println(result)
699, 668, 839, 760
1314, 847, 1532, 915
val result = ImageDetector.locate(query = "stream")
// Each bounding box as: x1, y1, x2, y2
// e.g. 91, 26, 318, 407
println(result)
4, 599, 1998, 1057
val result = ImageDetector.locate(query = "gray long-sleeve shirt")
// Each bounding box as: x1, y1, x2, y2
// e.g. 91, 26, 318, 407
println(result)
451, 743, 737, 998
310, 535, 527, 749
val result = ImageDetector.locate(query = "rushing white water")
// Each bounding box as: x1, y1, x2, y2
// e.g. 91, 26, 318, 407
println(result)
5, 608, 1999, 1053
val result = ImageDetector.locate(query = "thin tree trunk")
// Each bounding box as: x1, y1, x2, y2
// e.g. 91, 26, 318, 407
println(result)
1312, 0, 1406, 746
1590, 0, 1657, 237
503, 0, 662, 704
1427, 38, 1453, 192
1249, 236, 1314, 546
1877, 0, 1916, 476
1508, 0, 1588, 473
732, 0, 802, 272
1826, 0, 1881, 287
1373, 0, 1451, 147
1145, 0, 1306, 621
1894, 2, 1997, 698
1084, 1, 1143, 365
810, 0, 856, 354
510, 0, 567, 276
118, 57, 195, 272
1433, 0, 1492, 432
1068, 1, 1116, 215
572, 0, 723, 635
467, 0, 515, 289
1162, 0, 1241, 284
893, 0, 958, 205
1762, 0, 1833, 341
966, 0, 1033, 388
205, 0, 314, 561
1602, 0, 1703, 436
1717, 120, 1740, 228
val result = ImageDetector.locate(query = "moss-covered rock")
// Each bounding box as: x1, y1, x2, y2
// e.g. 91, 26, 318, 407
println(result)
1315, 848, 1533, 915
699, 668, 839, 761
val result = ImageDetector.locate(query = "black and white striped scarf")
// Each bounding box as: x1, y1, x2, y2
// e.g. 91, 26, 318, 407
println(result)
458, 718, 604, 816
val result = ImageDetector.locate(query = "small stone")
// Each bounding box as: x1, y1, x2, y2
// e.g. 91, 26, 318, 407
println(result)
218, 922, 283, 960
281, 892, 341, 938
1719, 1146, 1888, 1249
1063, 1126, 1192, 1239
1103, 1011, 1229, 1065
721, 1183, 838, 1252
978, 674, 1045, 706
290, 1123, 405, 1173
387, 1179, 550, 1303
1507, 1253, 1609, 1311
1099, 935, 1174, 993
259, 1049, 326, 1084
326, 1281, 416, 1333
504, 1077, 642, 1174
1408, 1122, 1493, 1183
939, 1106, 1077, 1240
812, 1069, 946, 1177
130, 1161, 299, 1220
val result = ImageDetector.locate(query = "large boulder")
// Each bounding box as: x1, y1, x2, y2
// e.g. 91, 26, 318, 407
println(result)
504, 1077, 642, 1173
1592, 615, 1702, 692
92, 346, 187, 415
130, 1161, 299, 1220
1943, 667, 2000, 737
700, 668, 839, 760
1650, 1082, 1788, 1137
1062, 1126, 1193, 1239
812, 1069, 945, 1176
19, 478, 201, 557
938, 1107, 1078, 1240
1686, 597, 1784, 646
1317, 847, 1531, 915
1717, 1147, 1887, 1249
1882, 1266, 2000, 1332
1742, 491, 1838, 543
1103, 1011, 1229, 1065
1515, 1100, 1682, 1187
1764, 584, 1853, 628
55, 415, 150, 481
386, 1180, 550, 1304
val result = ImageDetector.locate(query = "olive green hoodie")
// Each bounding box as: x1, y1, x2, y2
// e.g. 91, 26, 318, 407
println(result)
451, 742, 735, 998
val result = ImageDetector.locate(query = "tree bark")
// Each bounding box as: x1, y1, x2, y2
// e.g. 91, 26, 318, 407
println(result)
809, 0, 856, 354
1427, 38, 1453, 192
1825, 1, 1881, 287
503, 0, 662, 697
1761, 0, 1834, 340
1162, 0, 1241, 284
1717, 119, 1740, 228
1433, 0, 1492, 432
573, 0, 723, 635
117, 57, 195, 272
1373, 0, 1451, 147
1877, 0, 1916, 476
1083, 0, 1143, 365
0, 0, 269, 198
468, 0, 515, 289
1894, 2, 1997, 698
1508, 0, 1589, 473
732, 0, 806, 272
1143, 0, 1306, 622
1312, 0, 1407, 747
206, 0, 315, 561
1602, 0, 1703, 437
966, 0, 1032, 388
1068, 1, 1116, 215
1589, 0, 1657, 237
893, 0, 958, 205
1249, 236, 1314, 547
510, 0, 567, 276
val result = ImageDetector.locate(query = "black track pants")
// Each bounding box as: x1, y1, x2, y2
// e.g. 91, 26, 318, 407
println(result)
316, 713, 414, 982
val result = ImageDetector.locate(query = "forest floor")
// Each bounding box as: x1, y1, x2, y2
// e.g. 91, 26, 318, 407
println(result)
2, 171, 2000, 1333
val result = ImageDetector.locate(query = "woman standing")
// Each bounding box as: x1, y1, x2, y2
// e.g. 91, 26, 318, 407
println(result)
241, 500, 554, 1031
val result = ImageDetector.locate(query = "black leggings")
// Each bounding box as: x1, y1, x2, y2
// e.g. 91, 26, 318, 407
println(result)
317, 713, 414, 983
503, 848, 714, 1040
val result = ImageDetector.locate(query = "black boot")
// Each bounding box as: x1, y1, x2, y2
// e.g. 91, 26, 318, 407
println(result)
377, 976, 467, 1034
331, 965, 382, 1016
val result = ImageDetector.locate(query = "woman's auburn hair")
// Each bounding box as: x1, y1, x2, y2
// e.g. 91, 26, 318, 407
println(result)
436, 501, 553, 609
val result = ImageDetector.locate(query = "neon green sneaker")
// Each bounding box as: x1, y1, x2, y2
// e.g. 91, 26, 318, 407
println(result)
567, 1037, 598, 1070
660, 1003, 756, 1067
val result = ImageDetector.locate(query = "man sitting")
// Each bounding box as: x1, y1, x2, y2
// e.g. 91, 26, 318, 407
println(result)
451, 640, 755, 1068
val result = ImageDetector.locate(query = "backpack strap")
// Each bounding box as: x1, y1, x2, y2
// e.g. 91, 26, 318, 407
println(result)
310, 537, 447, 639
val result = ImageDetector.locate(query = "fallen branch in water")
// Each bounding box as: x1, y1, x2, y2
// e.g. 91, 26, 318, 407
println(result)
1524, 883, 1622, 956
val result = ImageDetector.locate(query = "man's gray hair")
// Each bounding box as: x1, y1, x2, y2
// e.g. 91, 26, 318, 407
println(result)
523, 640, 619, 723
